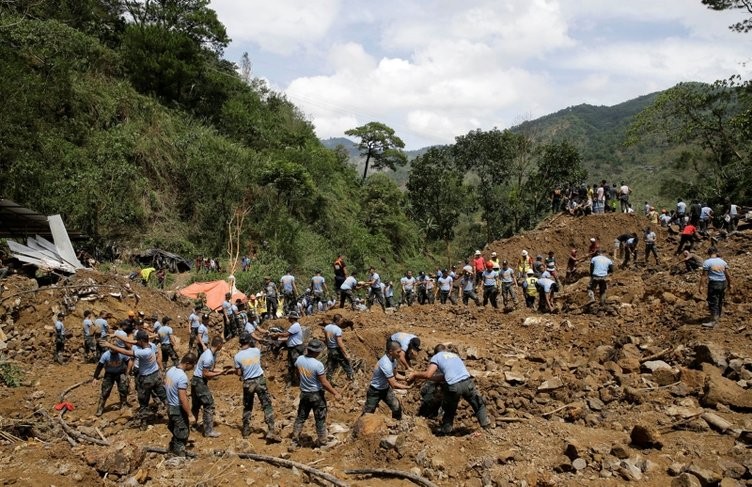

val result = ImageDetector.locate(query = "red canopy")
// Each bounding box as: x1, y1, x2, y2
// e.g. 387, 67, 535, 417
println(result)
179, 280, 246, 311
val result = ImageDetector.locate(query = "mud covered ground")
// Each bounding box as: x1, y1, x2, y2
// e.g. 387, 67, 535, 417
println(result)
1, 213, 751, 487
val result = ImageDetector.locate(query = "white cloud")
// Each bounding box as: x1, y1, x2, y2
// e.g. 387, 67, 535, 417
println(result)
210, 0, 342, 54
212, 0, 752, 147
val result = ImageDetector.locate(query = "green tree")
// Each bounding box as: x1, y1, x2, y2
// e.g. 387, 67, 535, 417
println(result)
344, 122, 407, 183
407, 147, 471, 260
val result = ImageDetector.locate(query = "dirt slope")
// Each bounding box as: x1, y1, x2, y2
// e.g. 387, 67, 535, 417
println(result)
1, 215, 751, 487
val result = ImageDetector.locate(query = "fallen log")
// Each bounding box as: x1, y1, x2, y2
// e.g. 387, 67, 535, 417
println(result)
541, 402, 576, 417
235, 452, 347, 487
640, 347, 672, 364
701, 412, 733, 434
345, 468, 439, 487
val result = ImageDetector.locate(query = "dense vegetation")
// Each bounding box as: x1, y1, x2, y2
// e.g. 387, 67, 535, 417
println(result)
0, 1, 429, 284
2, 0, 748, 288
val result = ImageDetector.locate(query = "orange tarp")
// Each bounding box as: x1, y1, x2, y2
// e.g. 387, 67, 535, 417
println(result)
179, 280, 246, 311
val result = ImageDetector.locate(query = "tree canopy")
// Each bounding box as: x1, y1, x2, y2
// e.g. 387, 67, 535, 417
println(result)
345, 122, 407, 183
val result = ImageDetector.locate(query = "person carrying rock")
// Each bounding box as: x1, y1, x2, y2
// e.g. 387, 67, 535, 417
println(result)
101, 330, 167, 427
409, 344, 491, 434
271, 311, 306, 386
292, 339, 340, 448
588, 249, 614, 305
388, 332, 421, 370
699, 247, 731, 327
234, 333, 281, 442
157, 316, 179, 368
192, 336, 231, 437
320, 314, 354, 384
362, 340, 410, 419
164, 353, 196, 457
93, 344, 130, 416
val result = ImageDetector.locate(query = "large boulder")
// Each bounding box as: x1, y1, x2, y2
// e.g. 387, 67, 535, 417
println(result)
701, 364, 752, 411
84, 442, 145, 477
352, 413, 388, 438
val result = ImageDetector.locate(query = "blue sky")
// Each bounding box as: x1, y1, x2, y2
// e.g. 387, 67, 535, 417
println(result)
211, 0, 751, 149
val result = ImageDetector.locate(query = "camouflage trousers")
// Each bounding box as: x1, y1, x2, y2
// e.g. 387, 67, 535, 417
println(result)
325, 348, 353, 382
160, 344, 179, 368
286, 345, 305, 386
101, 371, 128, 403
167, 405, 190, 456
417, 381, 445, 418
440, 378, 490, 433
242, 376, 275, 433
135, 371, 167, 417
362, 386, 402, 419
292, 391, 327, 443
191, 376, 214, 418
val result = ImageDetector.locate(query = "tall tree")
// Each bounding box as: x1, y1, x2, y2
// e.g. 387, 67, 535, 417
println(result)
345, 122, 407, 183
407, 146, 471, 262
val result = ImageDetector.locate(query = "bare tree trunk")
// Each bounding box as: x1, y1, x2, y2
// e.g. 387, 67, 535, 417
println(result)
361, 153, 371, 184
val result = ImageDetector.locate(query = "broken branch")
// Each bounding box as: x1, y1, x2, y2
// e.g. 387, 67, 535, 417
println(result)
345, 468, 439, 487
236, 452, 348, 487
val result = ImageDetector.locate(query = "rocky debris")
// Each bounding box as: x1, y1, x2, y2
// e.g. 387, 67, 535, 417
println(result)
610, 444, 631, 460
352, 413, 387, 438
537, 378, 564, 392
504, 371, 526, 384
618, 459, 643, 481
685, 463, 722, 487
701, 364, 752, 410
572, 458, 587, 471
379, 434, 404, 453
693, 343, 729, 370
630, 424, 663, 449
84, 442, 145, 477
672, 473, 703, 487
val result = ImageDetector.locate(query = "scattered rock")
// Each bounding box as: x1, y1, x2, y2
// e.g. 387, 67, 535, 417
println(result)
662, 292, 678, 304
623, 387, 644, 404
610, 444, 630, 460
537, 378, 564, 392
587, 397, 605, 411
352, 413, 387, 438
465, 347, 481, 359
564, 439, 584, 460
642, 360, 672, 372
701, 364, 752, 410
572, 458, 587, 471
497, 449, 518, 465
553, 455, 574, 473
379, 434, 403, 452
672, 473, 703, 487
693, 344, 728, 370
619, 460, 643, 481
653, 367, 679, 386
720, 460, 746, 480
630, 424, 663, 449
719, 478, 741, 487
685, 464, 722, 487
87, 442, 145, 476
504, 371, 526, 384
668, 463, 685, 476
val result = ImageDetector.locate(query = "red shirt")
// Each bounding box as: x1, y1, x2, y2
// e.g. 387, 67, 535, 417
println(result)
681, 225, 696, 236
473, 257, 486, 271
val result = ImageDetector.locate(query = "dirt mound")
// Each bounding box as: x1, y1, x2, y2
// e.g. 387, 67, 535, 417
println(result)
1, 220, 752, 486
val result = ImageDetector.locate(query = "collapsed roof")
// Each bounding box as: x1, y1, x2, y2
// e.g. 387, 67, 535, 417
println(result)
133, 248, 192, 273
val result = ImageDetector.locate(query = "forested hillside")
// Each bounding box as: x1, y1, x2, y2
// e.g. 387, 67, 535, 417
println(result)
0, 1, 426, 281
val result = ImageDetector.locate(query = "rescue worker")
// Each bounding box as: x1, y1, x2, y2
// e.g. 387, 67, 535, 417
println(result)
460, 270, 481, 306
362, 340, 410, 419
521, 269, 538, 308
234, 333, 281, 442
388, 332, 421, 370
264, 276, 278, 319
472, 250, 485, 285
54, 313, 66, 364
338, 272, 358, 310
400, 270, 416, 306
188, 305, 201, 350
157, 316, 179, 368
700, 247, 731, 327
93, 343, 130, 416
82, 310, 96, 363
481, 261, 500, 309
499, 260, 518, 309
272, 311, 305, 386
409, 344, 491, 434
587, 249, 614, 305
164, 353, 196, 457
192, 336, 230, 437
292, 339, 340, 448
321, 314, 354, 383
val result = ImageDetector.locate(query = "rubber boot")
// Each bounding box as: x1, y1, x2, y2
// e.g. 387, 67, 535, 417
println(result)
118, 394, 130, 409
242, 421, 251, 438
95, 398, 105, 417
291, 422, 303, 446
265, 421, 281, 443
203, 409, 221, 438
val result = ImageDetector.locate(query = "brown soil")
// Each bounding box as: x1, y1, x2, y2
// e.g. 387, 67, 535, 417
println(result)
1, 214, 751, 486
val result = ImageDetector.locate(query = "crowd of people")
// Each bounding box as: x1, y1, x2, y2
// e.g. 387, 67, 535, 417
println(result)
52, 305, 490, 457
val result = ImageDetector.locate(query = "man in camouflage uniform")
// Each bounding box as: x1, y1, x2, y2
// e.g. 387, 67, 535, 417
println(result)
234, 333, 281, 442
93, 345, 130, 416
